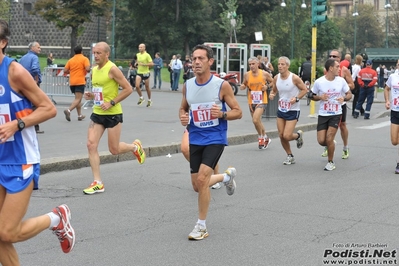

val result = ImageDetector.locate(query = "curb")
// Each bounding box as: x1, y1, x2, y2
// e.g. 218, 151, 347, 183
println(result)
40, 110, 391, 175
40, 123, 318, 175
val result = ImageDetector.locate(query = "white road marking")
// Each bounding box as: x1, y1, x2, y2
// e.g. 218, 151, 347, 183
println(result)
357, 121, 391, 129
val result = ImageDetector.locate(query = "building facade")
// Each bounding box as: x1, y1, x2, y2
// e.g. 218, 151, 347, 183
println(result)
8, 0, 107, 58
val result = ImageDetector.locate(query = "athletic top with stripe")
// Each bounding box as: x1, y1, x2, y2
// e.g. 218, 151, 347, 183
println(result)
0, 56, 40, 164
386, 73, 399, 112
312, 76, 349, 116
186, 75, 228, 146
247, 69, 268, 104
92, 60, 122, 115
276, 73, 300, 112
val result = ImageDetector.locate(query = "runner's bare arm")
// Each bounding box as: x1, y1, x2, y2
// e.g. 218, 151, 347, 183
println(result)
240, 72, 248, 90
219, 81, 242, 120
292, 74, 308, 99
109, 65, 133, 104
179, 84, 190, 126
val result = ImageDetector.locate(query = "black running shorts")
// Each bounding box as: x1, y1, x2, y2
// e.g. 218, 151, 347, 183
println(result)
189, 144, 224, 174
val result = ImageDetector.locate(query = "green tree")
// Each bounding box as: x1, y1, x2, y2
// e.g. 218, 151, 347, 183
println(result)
299, 19, 341, 59
262, 1, 311, 59
33, 0, 110, 57
0, 1, 10, 22
387, 8, 399, 48
216, 0, 244, 43
116, 0, 212, 60
335, 4, 385, 54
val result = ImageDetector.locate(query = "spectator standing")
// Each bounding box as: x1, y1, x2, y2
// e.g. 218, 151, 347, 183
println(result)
19, 41, 44, 134
377, 64, 385, 89
168, 55, 176, 90
172, 54, 183, 91
354, 60, 378, 119
63, 45, 91, 122
351, 54, 364, 116
47, 52, 54, 66
152, 52, 163, 89
383, 65, 389, 84
299, 55, 312, 84
183, 54, 193, 84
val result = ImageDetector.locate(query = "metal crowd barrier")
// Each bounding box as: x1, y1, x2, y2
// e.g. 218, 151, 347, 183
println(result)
42, 67, 92, 105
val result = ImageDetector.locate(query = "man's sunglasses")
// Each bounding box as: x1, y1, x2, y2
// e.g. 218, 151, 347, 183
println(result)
329, 55, 339, 58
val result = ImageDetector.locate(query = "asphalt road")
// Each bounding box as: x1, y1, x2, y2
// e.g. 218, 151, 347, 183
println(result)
16, 112, 399, 266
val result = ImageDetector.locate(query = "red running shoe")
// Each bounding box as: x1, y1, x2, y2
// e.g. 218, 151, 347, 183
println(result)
52, 204, 75, 253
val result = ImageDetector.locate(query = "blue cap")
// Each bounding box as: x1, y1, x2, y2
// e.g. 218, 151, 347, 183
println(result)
366, 60, 373, 65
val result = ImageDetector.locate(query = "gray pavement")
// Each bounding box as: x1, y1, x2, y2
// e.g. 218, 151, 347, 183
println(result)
18, 122, 399, 266
39, 82, 390, 174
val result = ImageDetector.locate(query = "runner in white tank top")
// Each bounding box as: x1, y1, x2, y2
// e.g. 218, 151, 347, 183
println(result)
270, 56, 307, 165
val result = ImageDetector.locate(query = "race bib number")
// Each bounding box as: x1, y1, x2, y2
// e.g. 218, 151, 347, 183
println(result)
191, 102, 219, 128
92, 87, 104, 106
392, 97, 399, 111
278, 98, 291, 113
251, 91, 263, 104
323, 103, 339, 112
0, 104, 14, 142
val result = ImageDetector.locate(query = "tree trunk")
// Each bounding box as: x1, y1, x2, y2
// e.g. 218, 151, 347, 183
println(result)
70, 26, 78, 57
175, 0, 180, 22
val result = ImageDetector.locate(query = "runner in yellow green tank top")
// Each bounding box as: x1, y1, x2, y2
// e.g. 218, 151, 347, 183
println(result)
83, 42, 146, 195
240, 56, 274, 150
135, 43, 154, 107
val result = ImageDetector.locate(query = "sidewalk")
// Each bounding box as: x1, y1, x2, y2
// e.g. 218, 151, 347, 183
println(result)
39, 82, 390, 174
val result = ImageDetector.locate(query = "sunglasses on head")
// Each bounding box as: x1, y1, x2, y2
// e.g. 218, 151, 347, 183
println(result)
329, 55, 338, 58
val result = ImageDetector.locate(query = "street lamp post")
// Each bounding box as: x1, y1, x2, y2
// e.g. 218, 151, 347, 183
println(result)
111, 0, 116, 61
352, 1, 359, 56
281, 0, 307, 59
385, 0, 391, 48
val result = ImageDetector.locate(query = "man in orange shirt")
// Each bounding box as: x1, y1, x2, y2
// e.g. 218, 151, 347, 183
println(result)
240, 57, 274, 149
63, 45, 91, 121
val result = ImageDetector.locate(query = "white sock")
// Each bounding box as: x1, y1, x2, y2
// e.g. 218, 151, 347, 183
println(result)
95, 180, 102, 185
140, 96, 143, 99
264, 134, 268, 139
343, 146, 348, 151
197, 219, 206, 227
148, 99, 151, 101
222, 173, 230, 183
67, 109, 71, 113
47, 211, 60, 229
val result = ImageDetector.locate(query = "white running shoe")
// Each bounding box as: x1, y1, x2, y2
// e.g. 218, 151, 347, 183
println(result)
283, 155, 295, 165
211, 182, 222, 189
188, 223, 209, 240
224, 167, 236, 196
324, 161, 336, 171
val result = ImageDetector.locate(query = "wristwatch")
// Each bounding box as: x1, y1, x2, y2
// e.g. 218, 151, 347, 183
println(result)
222, 112, 227, 119
17, 118, 25, 131
295, 97, 300, 102
110, 100, 116, 106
